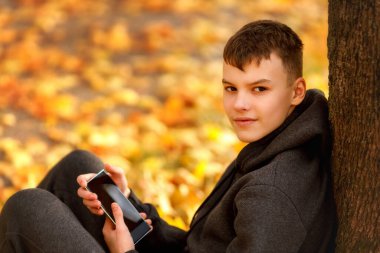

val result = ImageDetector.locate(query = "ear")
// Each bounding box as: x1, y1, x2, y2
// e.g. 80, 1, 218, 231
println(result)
291, 77, 306, 106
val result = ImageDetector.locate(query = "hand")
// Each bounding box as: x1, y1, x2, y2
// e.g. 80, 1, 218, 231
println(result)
77, 173, 103, 215
103, 203, 135, 253
104, 164, 131, 198
76, 164, 130, 215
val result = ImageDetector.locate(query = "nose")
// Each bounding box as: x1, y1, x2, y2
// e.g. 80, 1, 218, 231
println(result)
233, 91, 251, 111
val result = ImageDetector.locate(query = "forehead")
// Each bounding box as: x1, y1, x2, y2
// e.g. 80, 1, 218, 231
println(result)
223, 53, 288, 84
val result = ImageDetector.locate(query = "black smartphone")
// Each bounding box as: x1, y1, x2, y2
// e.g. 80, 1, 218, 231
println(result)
86, 169, 151, 244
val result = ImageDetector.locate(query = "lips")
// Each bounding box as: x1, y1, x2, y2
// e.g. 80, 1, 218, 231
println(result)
233, 117, 257, 127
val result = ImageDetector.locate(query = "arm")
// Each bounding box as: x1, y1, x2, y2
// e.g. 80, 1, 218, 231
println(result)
227, 185, 306, 253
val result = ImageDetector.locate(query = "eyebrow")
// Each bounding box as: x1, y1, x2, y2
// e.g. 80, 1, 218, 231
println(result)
222, 78, 271, 86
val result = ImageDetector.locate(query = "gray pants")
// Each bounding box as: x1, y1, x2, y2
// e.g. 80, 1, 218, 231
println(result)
0, 150, 109, 253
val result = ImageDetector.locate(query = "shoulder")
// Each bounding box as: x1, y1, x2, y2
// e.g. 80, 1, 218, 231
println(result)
233, 148, 330, 228
237, 149, 301, 186
241, 145, 323, 187
234, 148, 325, 213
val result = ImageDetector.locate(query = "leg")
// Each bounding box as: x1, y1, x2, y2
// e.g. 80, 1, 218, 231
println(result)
0, 188, 105, 253
38, 149, 107, 249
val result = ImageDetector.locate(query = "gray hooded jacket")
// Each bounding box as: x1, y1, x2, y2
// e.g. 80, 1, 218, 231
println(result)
130, 89, 337, 253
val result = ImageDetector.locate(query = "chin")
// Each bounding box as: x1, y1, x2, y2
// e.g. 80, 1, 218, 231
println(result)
237, 134, 261, 143
236, 128, 271, 143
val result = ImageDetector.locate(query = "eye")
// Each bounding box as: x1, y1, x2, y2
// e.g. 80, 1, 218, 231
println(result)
253, 86, 267, 92
224, 86, 237, 92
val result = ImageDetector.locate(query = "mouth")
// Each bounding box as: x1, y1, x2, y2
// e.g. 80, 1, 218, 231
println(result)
233, 117, 257, 127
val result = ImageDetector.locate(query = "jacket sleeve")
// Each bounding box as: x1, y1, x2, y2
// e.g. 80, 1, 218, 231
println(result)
128, 190, 187, 252
227, 185, 306, 253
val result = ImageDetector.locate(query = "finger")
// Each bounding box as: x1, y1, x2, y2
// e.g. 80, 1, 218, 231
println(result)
105, 164, 130, 197
76, 173, 96, 187
87, 206, 104, 216
82, 200, 103, 215
94, 208, 104, 216
124, 188, 131, 198
145, 219, 152, 226
139, 212, 147, 219
77, 187, 97, 200
138, 213, 152, 226
83, 199, 101, 209
104, 164, 124, 176
111, 203, 127, 229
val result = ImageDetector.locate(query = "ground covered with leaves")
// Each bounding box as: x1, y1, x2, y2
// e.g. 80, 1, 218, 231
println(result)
0, 0, 328, 228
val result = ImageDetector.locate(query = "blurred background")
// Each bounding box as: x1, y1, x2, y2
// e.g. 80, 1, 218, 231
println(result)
0, 0, 327, 229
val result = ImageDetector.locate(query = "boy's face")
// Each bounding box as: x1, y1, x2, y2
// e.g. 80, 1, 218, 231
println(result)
222, 53, 301, 143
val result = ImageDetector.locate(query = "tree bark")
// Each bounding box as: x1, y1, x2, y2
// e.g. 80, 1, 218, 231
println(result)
328, 0, 380, 252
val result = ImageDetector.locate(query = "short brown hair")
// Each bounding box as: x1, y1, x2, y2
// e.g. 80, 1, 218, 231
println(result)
223, 20, 303, 83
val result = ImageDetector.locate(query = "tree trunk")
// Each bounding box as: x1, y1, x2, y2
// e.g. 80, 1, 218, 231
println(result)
328, 0, 380, 252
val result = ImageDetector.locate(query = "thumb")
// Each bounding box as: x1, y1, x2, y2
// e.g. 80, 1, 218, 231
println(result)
105, 164, 124, 177
111, 203, 127, 229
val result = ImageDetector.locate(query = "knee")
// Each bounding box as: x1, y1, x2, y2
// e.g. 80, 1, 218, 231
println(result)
1, 189, 54, 220
65, 149, 101, 165
38, 149, 104, 192
61, 149, 104, 175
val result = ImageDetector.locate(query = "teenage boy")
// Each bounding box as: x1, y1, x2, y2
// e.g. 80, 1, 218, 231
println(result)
0, 20, 336, 253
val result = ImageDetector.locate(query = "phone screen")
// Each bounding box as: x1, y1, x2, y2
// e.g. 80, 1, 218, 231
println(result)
86, 170, 151, 244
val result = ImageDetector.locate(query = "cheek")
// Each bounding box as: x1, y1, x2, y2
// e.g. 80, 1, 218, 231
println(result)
222, 96, 232, 113
263, 97, 292, 121
258, 97, 284, 119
